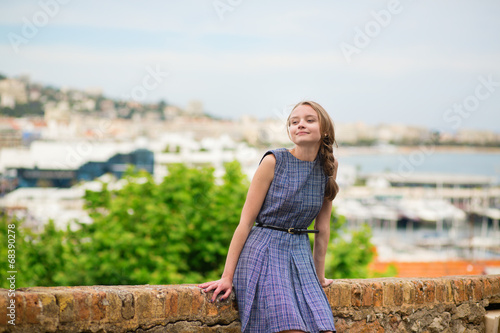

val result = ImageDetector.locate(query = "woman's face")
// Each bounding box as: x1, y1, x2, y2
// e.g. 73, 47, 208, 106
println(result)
288, 104, 322, 147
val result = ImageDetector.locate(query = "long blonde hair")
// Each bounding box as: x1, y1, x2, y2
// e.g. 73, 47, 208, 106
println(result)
288, 101, 339, 201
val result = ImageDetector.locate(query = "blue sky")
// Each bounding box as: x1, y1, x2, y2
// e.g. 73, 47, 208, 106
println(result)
1, 0, 500, 132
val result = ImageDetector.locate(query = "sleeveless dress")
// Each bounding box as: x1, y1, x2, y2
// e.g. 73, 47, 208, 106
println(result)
233, 148, 336, 333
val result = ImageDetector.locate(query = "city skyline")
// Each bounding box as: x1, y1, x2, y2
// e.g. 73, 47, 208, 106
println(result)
1, 1, 500, 131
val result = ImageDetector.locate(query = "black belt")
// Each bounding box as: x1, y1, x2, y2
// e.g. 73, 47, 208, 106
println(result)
255, 223, 319, 234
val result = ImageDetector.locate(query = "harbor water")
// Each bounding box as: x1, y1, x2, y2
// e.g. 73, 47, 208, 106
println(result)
335, 147, 500, 261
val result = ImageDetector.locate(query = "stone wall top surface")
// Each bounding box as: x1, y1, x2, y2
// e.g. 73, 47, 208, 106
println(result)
1, 275, 499, 332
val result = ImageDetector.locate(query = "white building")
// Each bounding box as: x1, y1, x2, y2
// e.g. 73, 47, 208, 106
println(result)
0, 132, 260, 230
0, 78, 28, 108
152, 132, 260, 181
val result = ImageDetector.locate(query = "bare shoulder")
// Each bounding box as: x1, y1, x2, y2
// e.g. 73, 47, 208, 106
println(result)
260, 153, 276, 167
254, 153, 276, 183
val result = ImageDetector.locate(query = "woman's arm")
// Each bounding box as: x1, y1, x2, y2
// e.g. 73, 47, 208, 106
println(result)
313, 158, 338, 287
199, 153, 276, 302
313, 199, 333, 287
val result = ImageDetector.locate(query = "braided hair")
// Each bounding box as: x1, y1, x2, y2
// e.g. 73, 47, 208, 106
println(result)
288, 101, 339, 201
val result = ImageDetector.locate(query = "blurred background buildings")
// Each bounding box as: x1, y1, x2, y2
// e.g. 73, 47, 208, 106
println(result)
0, 75, 499, 278
1, 0, 500, 278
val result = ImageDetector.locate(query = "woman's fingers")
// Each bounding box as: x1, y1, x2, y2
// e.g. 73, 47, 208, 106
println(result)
221, 287, 232, 300
199, 281, 217, 291
198, 281, 211, 289
205, 283, 217, 292
323, 278, 334, 287
209, 284, 227, 302
199, 279, 232, 302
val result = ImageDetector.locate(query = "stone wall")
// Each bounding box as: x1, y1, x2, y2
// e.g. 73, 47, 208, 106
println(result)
1, 275, 499, 332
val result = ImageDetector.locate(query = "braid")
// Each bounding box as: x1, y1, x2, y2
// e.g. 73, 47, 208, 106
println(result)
289, 100, 340, 201
320, 134, 339, 201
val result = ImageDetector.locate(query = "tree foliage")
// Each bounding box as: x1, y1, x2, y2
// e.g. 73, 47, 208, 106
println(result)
0, 161, 388, 288
0, 101, 44, 117
323, 211, 396, 279
325, 213, 376, 279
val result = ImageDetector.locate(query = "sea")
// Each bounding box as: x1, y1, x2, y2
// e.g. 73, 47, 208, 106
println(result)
334, 147, 500, 260
337, 147, 500, 183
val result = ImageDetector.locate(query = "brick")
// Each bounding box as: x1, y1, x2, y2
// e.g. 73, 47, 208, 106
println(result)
487, 275, 500, 297
0, 292, 10, 326
24, 293, 42, 324
164, 288, 179, 320
90, 290, 107, 321
324, 285, 334, 306
483, 278, 492, 298
472, 278, 483, 301
38, 293, 59, 325
435, 280, 445, 303
351, 283, 362, 307
54, 291, 75, 323
452, 279, 465, 303
362, 283, 374, 307
177, 286, 194, 320
152, 287, 169, 320
73, 291, 91, 322
15, 292, 25, 325
190, 288, 204, 319
413, 280, 424, 304
465, 279, 473, 301
329, 285, 341, 307
372, 282, 383, 307
383, 282, 395, 307
104, 290, 123, 323
424, 280, 435, 303
338, 283, 352, 307
443, 279, 454, 303
393, 281, 403, 306
402, 280, 414, 305
6, 277, 498, 332
134, 288, 153, 320
118, 291, 135, 320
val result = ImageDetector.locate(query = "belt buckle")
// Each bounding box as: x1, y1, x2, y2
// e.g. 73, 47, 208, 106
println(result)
287, 228, 295, 234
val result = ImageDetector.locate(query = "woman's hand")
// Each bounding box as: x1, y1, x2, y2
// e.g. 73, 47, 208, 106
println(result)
198, 277, 233, 303
319, 278, 334, 288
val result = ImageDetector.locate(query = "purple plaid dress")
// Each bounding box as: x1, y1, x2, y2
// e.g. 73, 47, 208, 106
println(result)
233, 148, 336, 333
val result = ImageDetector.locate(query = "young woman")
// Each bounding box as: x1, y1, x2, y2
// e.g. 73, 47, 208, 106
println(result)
199, 101, 339, 333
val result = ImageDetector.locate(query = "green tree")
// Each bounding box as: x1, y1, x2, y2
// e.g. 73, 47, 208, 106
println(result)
0, 161, 389, 288
0, 215, 79, 288
0, 101, 44, 117
322, 209, 396, 279
69, 161, 247, 286
0, 162, 248, 288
